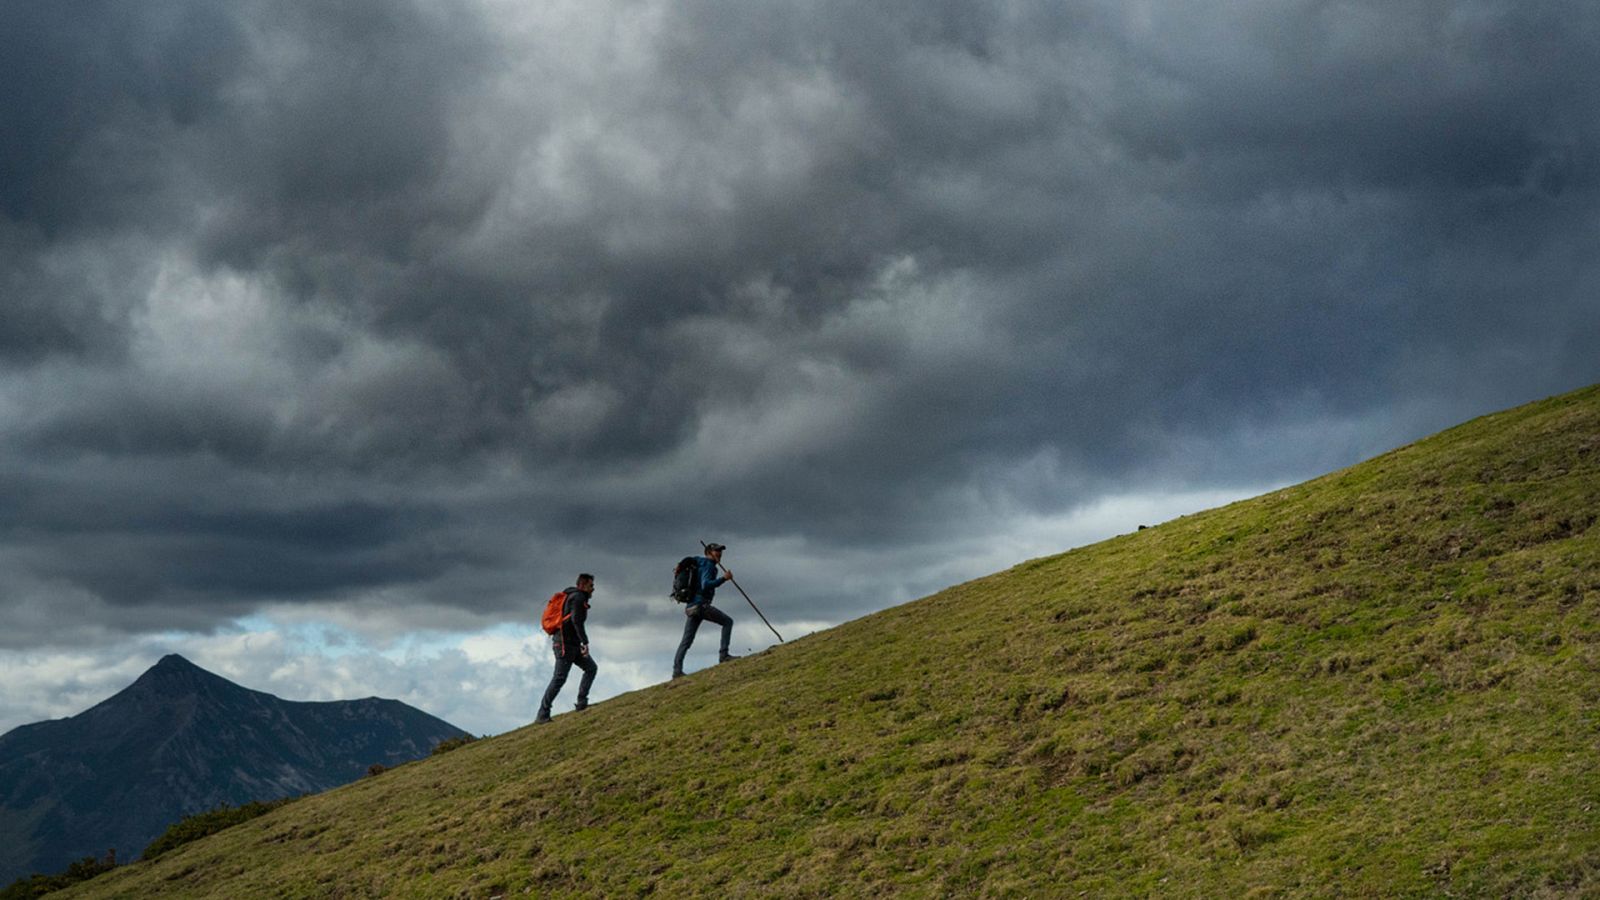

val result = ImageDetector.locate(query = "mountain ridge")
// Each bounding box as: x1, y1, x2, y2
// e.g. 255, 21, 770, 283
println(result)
67, 384, 1600, 897
0, 655, 467, 883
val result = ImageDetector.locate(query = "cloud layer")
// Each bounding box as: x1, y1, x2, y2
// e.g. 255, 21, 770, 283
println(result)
3, 0, 1598, 730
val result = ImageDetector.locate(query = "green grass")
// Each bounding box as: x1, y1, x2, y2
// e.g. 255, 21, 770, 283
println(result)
68, 385, 1600, 897
140, 800, 300, 863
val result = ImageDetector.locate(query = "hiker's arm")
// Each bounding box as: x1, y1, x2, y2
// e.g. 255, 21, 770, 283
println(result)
696, 558, 725, 590
573, 596, 590, 646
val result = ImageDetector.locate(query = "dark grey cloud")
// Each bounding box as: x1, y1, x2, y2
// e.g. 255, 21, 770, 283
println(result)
0, 2, 243, 232
1, 0, 1598, 653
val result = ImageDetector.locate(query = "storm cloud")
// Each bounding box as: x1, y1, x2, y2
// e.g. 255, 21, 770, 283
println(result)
2, 0, 1597, 731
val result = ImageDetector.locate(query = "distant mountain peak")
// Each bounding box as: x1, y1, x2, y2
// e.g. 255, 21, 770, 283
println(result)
152, 653, 199, 672
139, 652, 211, 680
0, 653, 468, 882
124, 654, 241, 700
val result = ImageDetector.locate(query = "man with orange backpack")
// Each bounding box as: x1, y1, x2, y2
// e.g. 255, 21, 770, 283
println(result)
535, 573, 597, 724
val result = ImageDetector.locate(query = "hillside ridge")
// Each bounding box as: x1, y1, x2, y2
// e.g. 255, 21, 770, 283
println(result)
69, 384, 1600, 897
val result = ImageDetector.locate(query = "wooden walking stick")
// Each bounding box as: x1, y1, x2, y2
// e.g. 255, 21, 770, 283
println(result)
702, 540, 785, 643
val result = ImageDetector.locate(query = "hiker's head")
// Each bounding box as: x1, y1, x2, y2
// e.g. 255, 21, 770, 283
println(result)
577, 573, 595, 592
705, 543, 726, 561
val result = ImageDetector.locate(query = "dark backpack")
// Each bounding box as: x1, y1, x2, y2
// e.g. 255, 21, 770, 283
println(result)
671, 557, 701, 603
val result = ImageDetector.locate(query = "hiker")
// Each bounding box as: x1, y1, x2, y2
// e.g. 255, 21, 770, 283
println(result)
536, 573, 597, 724
672, 543, 739, 678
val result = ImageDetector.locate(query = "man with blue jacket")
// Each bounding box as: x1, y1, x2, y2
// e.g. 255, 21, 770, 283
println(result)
672, 543, 739, 678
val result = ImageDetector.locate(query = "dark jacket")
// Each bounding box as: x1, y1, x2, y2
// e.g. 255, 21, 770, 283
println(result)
553, 586, 590, 660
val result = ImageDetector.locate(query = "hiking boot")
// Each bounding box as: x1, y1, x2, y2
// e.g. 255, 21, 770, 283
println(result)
718, 652, 740, 663
534, 713, 552, 725
574, 702, 588, 712
671, 671, 685, 679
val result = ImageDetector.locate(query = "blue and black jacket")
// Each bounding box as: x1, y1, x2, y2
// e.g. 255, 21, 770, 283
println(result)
691, 556, 727, 607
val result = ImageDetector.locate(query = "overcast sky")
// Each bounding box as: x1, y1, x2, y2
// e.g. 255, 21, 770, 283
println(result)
2, 0, 1597, 736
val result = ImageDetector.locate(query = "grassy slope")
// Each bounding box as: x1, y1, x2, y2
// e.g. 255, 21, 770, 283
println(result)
72, 386, 1600, 898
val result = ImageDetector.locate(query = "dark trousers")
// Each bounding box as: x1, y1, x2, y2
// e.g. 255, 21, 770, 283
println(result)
538, 653, 597, 719
673, 603, 733, 674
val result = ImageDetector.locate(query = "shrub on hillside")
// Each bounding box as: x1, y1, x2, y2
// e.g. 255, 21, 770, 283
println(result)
431, 734, 480, 755
0, 854, 115, 899
141, 799, 298, 862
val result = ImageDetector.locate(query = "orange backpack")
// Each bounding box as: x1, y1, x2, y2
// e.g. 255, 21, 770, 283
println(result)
540, 591, 569, 635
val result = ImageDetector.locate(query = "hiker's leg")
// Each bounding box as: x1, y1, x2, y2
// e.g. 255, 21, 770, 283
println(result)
673, 608, 703, 675
700, 605, 734, 656
574, 655, 598, 708
538, 657, 572, 719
